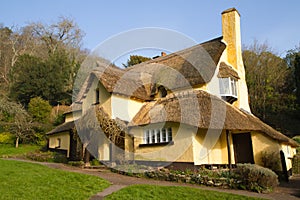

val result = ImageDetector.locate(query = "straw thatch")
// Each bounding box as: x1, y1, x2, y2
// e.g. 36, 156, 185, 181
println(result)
129, 90, 298, 147
47, 121, 75, 135
75, 105, 126, 145
127, 37, 226, 90
75, 37, 226, 102
217, 62, 240, 79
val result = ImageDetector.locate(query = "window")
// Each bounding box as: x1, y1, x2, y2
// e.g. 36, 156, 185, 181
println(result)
219, 77, 238, 103
56, 138, 61, 148
143, 127, 172, 144
158, 86, 167, 98
95, 88, 100, 104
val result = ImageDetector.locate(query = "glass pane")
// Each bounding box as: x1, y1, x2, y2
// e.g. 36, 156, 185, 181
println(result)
219, 78, 230, 95
145, 130, 150, 144
156, 129, 161, 143
162, 128, 166, 142
151, 130, 155, 143
167, 128, 172, 142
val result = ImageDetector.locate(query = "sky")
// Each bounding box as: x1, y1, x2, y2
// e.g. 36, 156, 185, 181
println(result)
1, 0, 300, 61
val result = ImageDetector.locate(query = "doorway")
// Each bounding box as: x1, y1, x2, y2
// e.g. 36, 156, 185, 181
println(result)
232, 132, 254, 164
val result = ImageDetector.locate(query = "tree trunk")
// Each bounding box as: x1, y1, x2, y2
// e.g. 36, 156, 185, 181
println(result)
15, 137, 19, 148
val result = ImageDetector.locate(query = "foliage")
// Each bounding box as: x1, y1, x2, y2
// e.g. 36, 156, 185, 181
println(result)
68, 161, 85, 167
0, 159, 110, 200
105, 184, 261, 200
293, 135, 300, 144
234, 164, 278, 193
28, 97, 52, 123
260, 151, 281, 172
25, 151, 68, 163
243, 42, 294, 120
122, 55, 151, 68
10, 51, 76, 106
0, 132, 15, 144
0, 96, 34, 147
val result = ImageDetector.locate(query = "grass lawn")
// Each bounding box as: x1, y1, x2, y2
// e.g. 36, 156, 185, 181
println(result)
105, 185, 264, 200
0, 144, 41, 157
0, 159, 110, 200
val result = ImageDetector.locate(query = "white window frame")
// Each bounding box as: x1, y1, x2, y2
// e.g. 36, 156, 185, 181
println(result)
144, 128, 172, 144
219, 77, 238, 98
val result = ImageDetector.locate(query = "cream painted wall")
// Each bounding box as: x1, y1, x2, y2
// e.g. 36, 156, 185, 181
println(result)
82, 77, 111, 115
48, 132, 70, 157
193, 129, 229, 165
65, 110, 81, 122
281, 144, 295, 171
130, 123, 195, 162
111, 94, 144, 122
251, 132, 281, 166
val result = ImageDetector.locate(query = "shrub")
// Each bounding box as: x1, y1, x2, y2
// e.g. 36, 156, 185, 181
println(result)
0, 132, 15, 144
28, 97, 52, 123
68, 161, 85, 167
261, 151, 281, 172
234, 164, 278, 193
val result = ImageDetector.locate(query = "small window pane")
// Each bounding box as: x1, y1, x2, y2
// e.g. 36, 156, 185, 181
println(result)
167, 128, 172, 142
219, 78, 230, 95
156, 129, 161, 143
145, 130, 150, 144
162, 128, 166, 142
151, 130, 155, 143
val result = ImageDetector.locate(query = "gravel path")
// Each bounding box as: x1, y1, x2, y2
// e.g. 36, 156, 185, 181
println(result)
5, 159, 300, 200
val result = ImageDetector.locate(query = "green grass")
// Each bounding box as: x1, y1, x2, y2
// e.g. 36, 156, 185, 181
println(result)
0, 143, 41, 157
105, 185, 263, 200
0, 159, 110, 200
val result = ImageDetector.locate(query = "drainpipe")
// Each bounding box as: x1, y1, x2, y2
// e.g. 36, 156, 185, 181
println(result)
226, 130, 232, 171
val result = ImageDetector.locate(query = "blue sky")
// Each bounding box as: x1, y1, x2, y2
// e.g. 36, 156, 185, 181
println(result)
2, 0, 300, 57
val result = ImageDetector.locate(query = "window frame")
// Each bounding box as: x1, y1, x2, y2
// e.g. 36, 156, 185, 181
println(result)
219, 77, 238, 98
141, 127, 173, 146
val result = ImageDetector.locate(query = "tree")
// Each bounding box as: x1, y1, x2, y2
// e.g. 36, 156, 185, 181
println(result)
28, 97, 52, 123
243, 42, 293, 120
294, 54, 300, 106
30, 17, 83, 55
0, 96, 33, 148
10, 51, 76, 106
122, 55, 151, 68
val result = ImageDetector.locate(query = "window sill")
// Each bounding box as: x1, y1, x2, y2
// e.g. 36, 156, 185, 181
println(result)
139, 141, 174, 147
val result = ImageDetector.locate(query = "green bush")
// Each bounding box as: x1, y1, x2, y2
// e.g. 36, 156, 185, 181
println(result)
261, 151, 281, 172
28, 97, 52, 123
0, 132, 15, 144
234, 164, 278, 193
68, 161, 85, 167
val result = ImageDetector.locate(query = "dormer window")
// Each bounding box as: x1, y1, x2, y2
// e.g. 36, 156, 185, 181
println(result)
219, 77, 238, 103
158, 86, 167, 98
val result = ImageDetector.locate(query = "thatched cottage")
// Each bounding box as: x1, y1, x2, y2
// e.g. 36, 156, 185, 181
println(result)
48, 8, 298, 173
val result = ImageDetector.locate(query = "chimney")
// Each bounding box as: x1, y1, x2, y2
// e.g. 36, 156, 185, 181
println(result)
161, 52, 167, 57
221, 8, 242, 70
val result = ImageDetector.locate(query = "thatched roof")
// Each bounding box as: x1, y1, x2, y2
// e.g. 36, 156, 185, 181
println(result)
129, 90, 298, 147
47, 121, 75, 135
127, 37, 226, 90
75, 37, 226, 102
63, 103, 82, 114
217, 62, 240, 79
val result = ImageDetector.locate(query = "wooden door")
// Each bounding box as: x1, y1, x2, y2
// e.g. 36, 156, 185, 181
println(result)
232, 133, 254, 164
